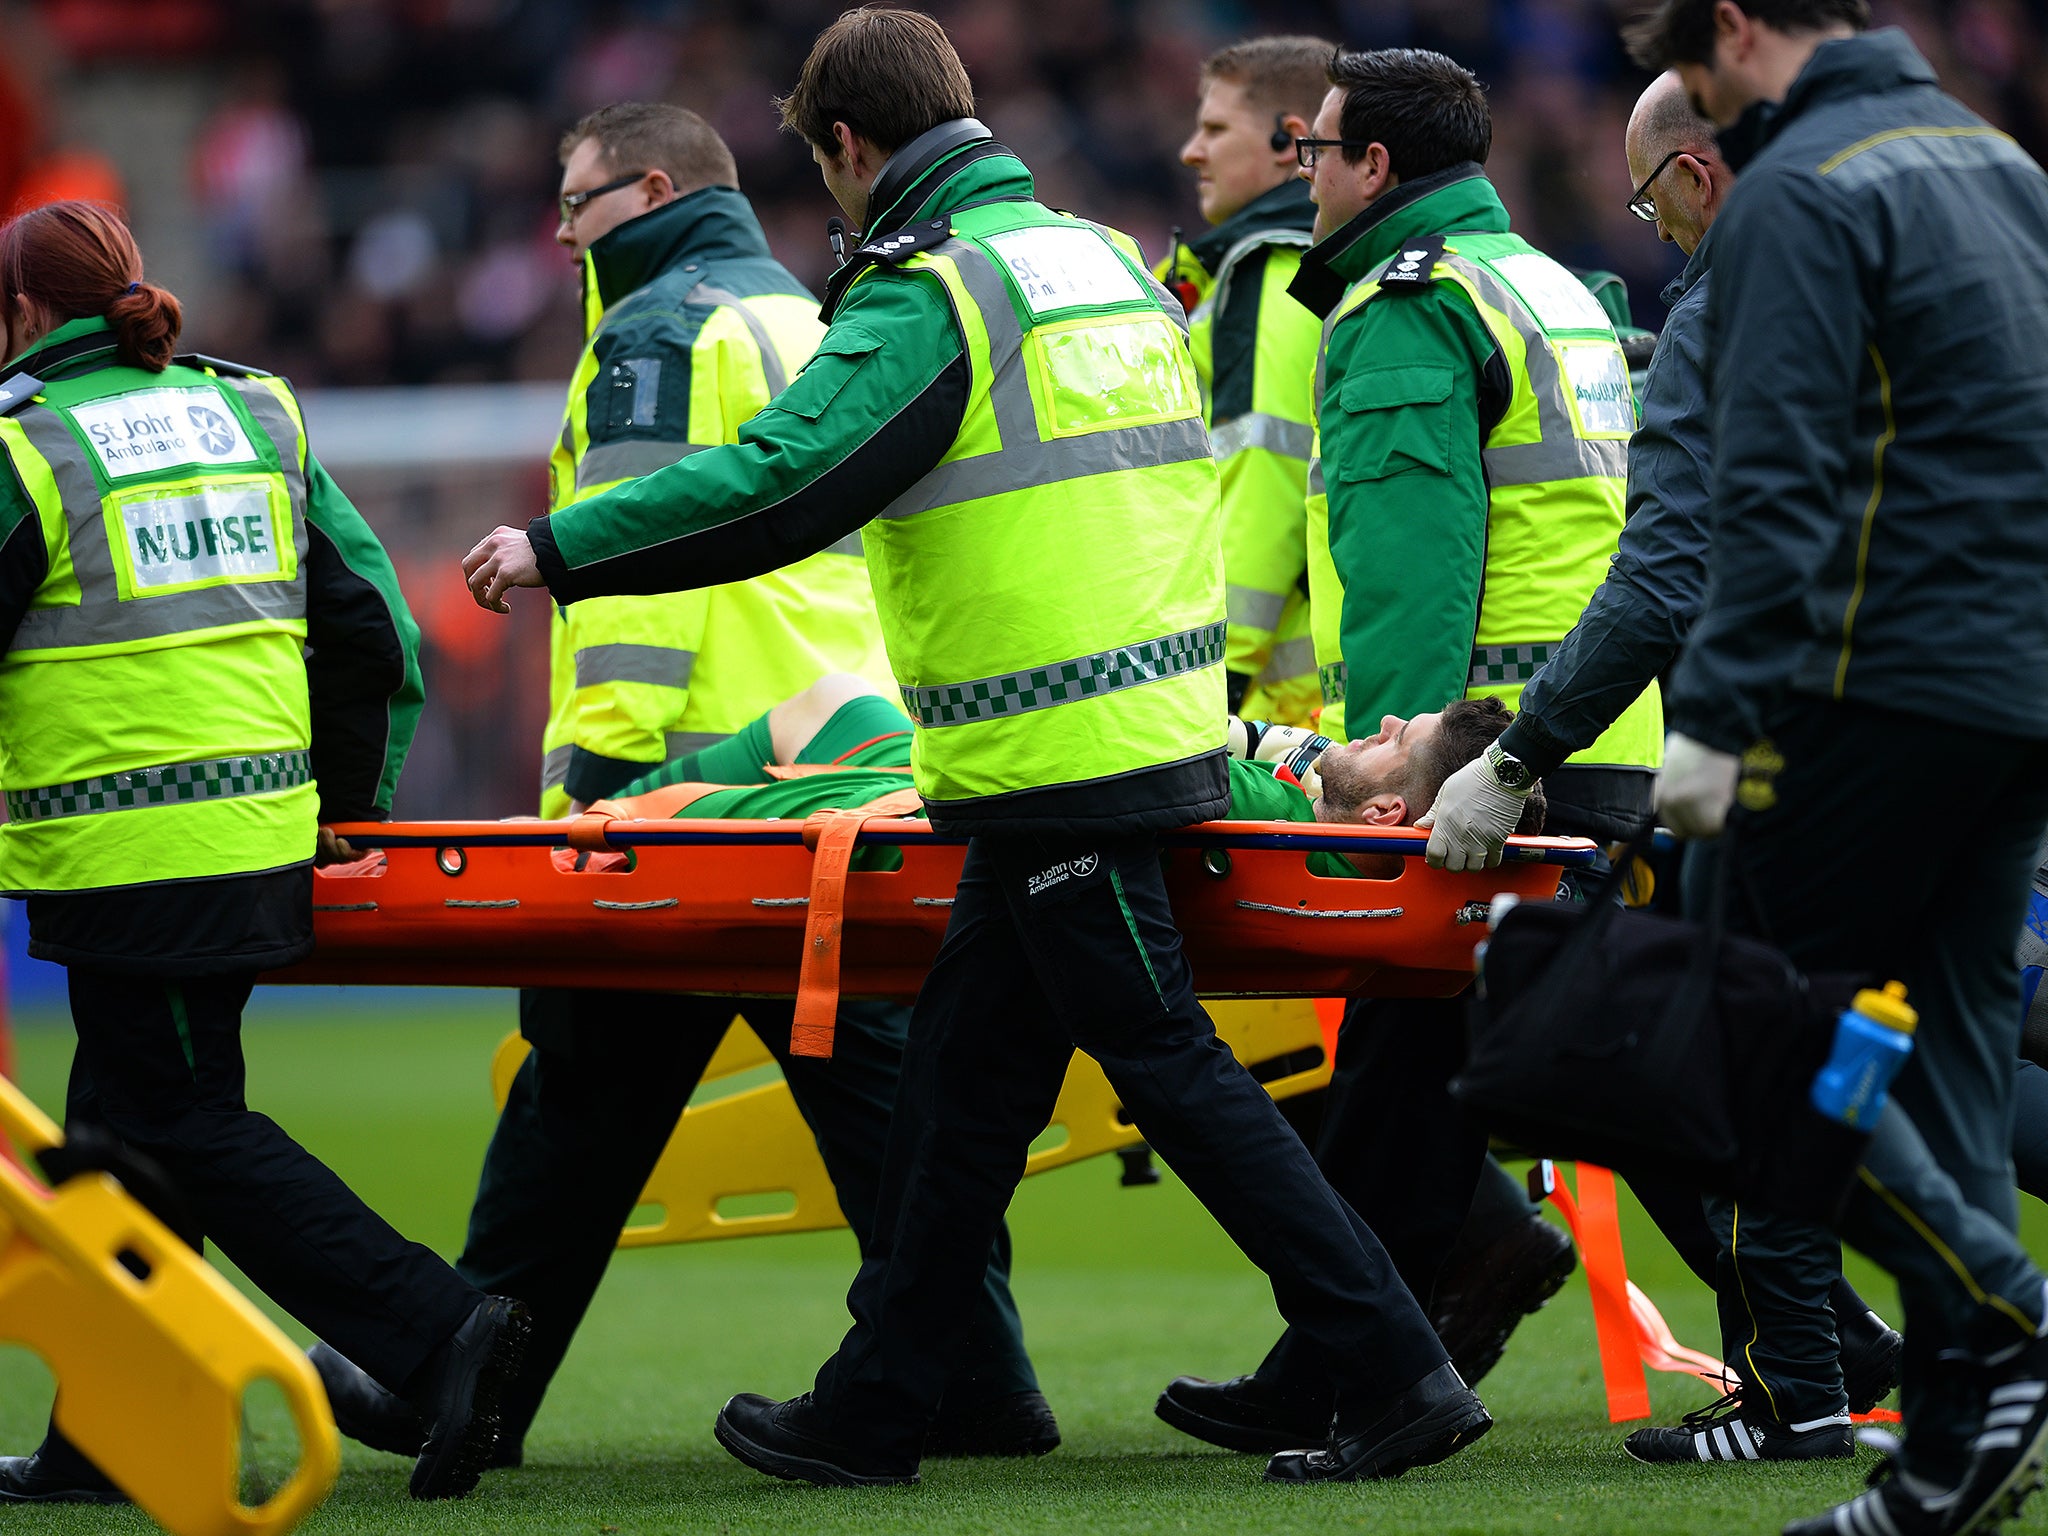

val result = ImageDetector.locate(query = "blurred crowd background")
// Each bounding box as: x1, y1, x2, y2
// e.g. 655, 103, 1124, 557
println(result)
4, 0, 2043, 817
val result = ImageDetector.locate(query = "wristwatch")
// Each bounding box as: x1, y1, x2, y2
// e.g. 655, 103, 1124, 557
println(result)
1485, 741, 1537, 792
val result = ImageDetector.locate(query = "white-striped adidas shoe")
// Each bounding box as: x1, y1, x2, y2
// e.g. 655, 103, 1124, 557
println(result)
1780, 1461, 1951, 1536
1942, 1339, 2048, 1535
1623, 1388, 1853, 1464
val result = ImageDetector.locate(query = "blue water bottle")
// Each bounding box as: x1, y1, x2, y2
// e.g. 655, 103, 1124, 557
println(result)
1810, 981, 1918, 1128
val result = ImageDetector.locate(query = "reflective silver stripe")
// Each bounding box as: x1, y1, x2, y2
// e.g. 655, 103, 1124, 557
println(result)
574, 438, 706, 493
1212, 412, 1313, 462
878, 238, 1211, 519
1258, 635, 1317, 684
1482, 434, 1626, 485
823, 530, 866, 558
222, 377, 307, 500
1438, 253, 1625, 489
947, 238, 1038, 450
1226, 584, 1286, 632
8, 399, 308, 653
1208, 227, 1312, 332
540, 744, 571, 795
901, 620, 1225, 729
664, 730, 728, 758
573, 643, 696, 691
6, 749, 311, 822
1319, 660, 1346, 704
1307, 457, 1325, 498
878, 418, 1213, 516
1470, 642, 1562, 687
692, 284, 790, 396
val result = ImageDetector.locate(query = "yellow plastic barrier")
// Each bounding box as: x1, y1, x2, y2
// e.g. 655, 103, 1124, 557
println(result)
489, 998, 1333, 1247
0, 1075, 339, 1536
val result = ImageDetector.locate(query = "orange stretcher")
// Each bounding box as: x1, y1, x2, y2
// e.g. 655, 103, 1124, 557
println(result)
272, 815, 1593, 1024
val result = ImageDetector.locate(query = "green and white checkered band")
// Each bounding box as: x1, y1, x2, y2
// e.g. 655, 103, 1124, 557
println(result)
7, 750, 313, 823
1469, 644, 1558, 687
902, 622, 1226, 729
1319, 661, 1347, 705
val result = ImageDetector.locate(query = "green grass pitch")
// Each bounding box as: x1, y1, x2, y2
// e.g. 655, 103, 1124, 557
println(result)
2, 995, 2043, 1535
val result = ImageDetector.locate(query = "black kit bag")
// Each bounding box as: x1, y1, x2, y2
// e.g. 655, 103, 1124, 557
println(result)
1449, 830, 1873, 1225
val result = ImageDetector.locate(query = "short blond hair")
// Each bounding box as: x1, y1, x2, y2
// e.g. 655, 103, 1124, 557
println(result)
1200, 35, 1337, 121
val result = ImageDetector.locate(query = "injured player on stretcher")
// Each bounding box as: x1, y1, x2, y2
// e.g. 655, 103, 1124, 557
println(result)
581, 673, 1548, 874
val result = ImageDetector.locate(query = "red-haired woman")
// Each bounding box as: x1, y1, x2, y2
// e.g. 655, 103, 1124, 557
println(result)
0, 202, 526, 1505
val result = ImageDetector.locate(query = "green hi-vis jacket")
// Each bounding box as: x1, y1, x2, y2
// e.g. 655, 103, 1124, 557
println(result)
1159, 179, 1321, 726
534, 141, 1230, 836
0, 317, 422, 971
541, 187, 893, 814
1291, 166, 1661, 806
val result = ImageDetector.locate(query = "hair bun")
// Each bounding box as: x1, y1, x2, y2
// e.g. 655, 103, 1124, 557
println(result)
106, 279, 182, 372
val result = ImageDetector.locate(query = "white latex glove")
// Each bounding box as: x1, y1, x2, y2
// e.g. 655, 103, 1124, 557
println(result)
1417, 748, 1530, 870
1656, 730, 1740, 839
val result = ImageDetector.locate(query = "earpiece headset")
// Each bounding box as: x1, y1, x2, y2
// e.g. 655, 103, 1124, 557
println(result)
1270, 115, 1295, 152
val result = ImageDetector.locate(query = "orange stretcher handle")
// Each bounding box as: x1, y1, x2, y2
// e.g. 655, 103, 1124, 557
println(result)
792, 789, 928, 1058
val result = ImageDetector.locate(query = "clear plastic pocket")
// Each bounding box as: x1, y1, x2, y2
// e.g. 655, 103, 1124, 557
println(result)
1027, 315, 1200, 438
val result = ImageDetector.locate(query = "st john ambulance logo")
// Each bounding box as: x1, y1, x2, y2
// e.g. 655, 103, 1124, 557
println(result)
1027, 853, 1102, 898
69, 386, 256, 476
186, 403, 238, 456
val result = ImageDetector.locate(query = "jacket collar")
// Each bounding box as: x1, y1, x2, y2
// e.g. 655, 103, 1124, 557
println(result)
1289, 163, 1505, 318
1660, 221, 1720, 307
863, 132, 1033, 244
582, 185, 776, 318
7, 315, 119, 377
1716, 29, 1939, 171
1188, 177, 1316, 274
819, 144, 1037, 320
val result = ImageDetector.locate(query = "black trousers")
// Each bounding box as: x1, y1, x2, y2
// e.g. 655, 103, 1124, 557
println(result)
454, 988, 1037, 1443
809, 832, 1447, 1460
63, 968, 477, 1391
2013, 1058, 2048, 1203
1697, 698, 2048, 1482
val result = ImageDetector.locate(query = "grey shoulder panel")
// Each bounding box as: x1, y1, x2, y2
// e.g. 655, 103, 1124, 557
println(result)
0, 373, 42, 418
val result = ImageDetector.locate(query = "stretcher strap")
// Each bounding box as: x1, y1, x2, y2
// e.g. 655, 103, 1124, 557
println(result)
559, 784, 738, 869
592, 782, 734, 822
793, 788, 928, 1059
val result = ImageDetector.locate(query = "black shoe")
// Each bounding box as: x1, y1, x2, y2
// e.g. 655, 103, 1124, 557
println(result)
1431, 1212, 1577, 1387
1781, 1459, 1951, 1536
1155, 1375, 1331, 1455
924, 1390, 1060, 1458
1839, 1308, 1905, 1416
309, 1342, 526, 1470
310, 1342, 423, 1456
1942, 1333, 2048, 1535
1264, 1363, 1491, 1482
406, 1295, 531, 1501
714, 1392, 919, 1486
0, 1432, 127, 1505
1624, 1388, 1851, 1464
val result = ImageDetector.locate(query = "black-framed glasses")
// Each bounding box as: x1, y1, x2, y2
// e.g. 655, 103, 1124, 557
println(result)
558, 170, 651, 224
1627, 150, 1686, 221
1295, 137, 1377, 170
